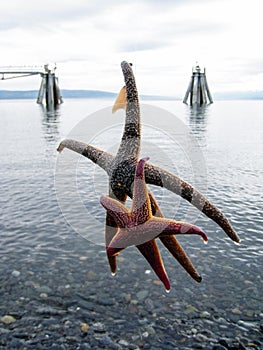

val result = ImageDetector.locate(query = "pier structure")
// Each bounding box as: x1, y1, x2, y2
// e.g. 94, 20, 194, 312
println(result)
183, 64, 213, 106
0, 63, 63, 107
37, 64, 63, 107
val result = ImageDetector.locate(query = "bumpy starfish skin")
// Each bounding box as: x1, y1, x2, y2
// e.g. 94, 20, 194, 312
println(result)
106, 62, 170, 289
101, 158, 207, 256
57, 61, 240, 289
144, 163, 240, 243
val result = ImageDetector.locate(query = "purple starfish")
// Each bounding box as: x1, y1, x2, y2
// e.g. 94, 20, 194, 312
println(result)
101, 157, 208, 262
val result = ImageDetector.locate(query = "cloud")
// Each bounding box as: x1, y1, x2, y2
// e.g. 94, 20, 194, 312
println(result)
0, 0, 262, 93
0, 1, 107, 30
120, 39, 169, 52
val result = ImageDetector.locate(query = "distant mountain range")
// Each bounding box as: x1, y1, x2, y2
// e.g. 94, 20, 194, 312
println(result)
213, 91, 263, 100
0, 89, 117, 100
0, 89, 262, 100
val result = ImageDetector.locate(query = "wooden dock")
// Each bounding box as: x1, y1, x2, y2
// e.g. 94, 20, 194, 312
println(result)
0, 64, 63, 108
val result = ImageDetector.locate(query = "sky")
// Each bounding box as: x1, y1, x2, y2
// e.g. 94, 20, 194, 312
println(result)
0, 0, 262, 96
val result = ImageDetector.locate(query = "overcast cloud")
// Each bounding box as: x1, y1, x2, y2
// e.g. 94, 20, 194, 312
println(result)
0, 0, 262, 95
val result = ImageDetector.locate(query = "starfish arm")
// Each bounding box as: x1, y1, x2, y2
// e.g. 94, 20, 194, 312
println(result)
109, 62, 141, 199
104, 189, 128, 274
114, 62, 141, 164
145, 162, 240, 243
148, 192, 202, 282
106, 224, 155, 254
159, 236, 202, 282
57, 139, 114, 174
106, 62, 144, 276
121, 154, 171, 293
105, 211, 118, 275
104, 205, 171, 291
131, 157, 152, 224
121, 61, 139, 104
100, 195, 130, 228
156, 218, 208, 243
136, 240, 170, 291
107, 237, 170, 291
107, 217, 207, 254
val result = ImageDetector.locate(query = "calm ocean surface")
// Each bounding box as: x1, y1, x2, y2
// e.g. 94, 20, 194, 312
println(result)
0, 98, 262, 346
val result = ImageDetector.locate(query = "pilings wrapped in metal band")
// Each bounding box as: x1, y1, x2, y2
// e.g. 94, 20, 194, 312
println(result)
37, 70, 63, 107
183, 65, 213, 106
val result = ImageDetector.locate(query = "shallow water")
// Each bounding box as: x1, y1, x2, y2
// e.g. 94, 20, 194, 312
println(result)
0, 98, 262, 348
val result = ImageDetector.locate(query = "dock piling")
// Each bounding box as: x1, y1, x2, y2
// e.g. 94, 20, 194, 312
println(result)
37, 64, 63, 108
183, 64, 213, 106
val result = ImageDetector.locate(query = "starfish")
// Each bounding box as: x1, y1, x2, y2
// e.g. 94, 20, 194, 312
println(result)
101, 157, 208, 257
57, 61, 240, 290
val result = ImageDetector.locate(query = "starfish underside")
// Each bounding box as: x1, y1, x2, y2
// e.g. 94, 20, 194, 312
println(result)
57, 61, 240, 290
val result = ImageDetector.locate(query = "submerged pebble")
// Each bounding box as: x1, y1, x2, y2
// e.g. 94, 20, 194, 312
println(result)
92, 322, 105, 333
1, 315, 16, 324
35, 285, 53, 294
11, 270, 21, 277
136, 290, 149, 300
0, 257, 262, 350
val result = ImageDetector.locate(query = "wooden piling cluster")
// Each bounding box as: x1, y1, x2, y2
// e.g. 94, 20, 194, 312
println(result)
37, 64, 63, 108
183, 65, 213, 106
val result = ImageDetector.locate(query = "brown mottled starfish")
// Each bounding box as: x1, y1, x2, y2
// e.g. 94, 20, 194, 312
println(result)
57, 61, 240, 290
101, 157, 208, 262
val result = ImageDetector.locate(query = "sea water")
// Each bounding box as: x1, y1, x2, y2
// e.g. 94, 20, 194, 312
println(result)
0, 98, 262, 344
